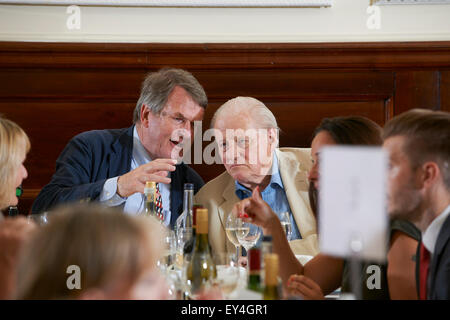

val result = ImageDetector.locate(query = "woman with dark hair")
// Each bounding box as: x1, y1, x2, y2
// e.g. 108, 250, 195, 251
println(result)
234, 116, 420, 300
308, 116, 382, 218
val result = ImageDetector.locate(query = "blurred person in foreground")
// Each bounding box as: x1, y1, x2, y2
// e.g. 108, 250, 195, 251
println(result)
15, 204, 169, 299
0, 117, 36, 299
195, 97, 318, 257
234, 116, 420, 299
382, 109, 450, 300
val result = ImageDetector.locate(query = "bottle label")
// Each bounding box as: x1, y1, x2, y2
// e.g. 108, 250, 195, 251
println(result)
196, 209, 208, 234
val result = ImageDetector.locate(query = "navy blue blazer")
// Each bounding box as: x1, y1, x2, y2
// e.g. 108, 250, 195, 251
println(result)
31, 126, 204, 228
416, 214, 450, 300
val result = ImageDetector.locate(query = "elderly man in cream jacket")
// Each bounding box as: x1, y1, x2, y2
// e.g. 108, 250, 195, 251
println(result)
195, 97, 319, 259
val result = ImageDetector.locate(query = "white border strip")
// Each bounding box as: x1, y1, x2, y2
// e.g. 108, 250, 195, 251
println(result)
0, 0, 332, 7
373, 0, 450, 4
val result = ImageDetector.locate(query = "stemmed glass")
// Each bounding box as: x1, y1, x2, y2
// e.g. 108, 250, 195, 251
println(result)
225, 212, 242, 263
236, 220, 261, 253
158, 229, 177, 271
27, 212, 49, 226
236, 219, 261, 279
158, 229, 184, 299
279, 212, 292, 241
213, 252, 241, 299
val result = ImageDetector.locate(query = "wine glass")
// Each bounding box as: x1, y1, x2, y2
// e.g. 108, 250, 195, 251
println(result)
158, 229, 177, 271
225, 212, 242, 263
27, 212, 49, 226
236, 220, 261, 278
279, 212, 292, 241
236, 219, 261, 253
175, 228, 190, 269
213, 252, 241, 299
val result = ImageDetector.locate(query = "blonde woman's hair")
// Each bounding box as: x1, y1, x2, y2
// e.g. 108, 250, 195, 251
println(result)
15, 204, 165, 299
0, 117, 30, 209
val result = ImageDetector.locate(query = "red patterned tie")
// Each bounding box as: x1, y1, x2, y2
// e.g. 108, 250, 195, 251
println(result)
419, 243, 430, 300
155, 182, 164, 221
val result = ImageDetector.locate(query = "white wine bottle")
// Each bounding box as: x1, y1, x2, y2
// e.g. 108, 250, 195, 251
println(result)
186, 208, 217, 297
143, 181, 157, 218
263, 253, 280, 300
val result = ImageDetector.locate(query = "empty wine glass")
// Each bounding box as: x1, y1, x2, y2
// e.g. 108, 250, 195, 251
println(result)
225, 212, 242, 263
27, 212, 49, 226
158, 229, 177, 271
279, 212, 292, 241
175, 228, 190, 269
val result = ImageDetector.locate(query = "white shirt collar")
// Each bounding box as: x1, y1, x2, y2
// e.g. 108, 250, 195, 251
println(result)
133, 126, 152, 166
422, 204, 450, 254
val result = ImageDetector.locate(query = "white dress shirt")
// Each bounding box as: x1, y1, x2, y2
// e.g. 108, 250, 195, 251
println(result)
422, 204, 450, 255
99, 126, 171, 227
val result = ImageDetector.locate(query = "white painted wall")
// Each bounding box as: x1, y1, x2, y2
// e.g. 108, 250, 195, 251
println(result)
0, 0, 449, 43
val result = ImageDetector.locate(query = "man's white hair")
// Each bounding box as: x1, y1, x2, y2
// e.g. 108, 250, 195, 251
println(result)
211, 96, 279, 130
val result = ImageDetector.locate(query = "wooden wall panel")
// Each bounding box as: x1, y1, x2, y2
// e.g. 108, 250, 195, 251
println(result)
441, 71, 450, 112
0, 102, 136, 188
394, 71, 441, 114
0, 41, 449, 216
0, 69, 143, 100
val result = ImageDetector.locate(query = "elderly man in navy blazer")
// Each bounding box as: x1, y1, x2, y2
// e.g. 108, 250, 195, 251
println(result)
32, 68, 207, 228
383, 109, 450, 300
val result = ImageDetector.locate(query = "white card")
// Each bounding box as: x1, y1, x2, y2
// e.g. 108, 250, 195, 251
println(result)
319, 146, 388, 262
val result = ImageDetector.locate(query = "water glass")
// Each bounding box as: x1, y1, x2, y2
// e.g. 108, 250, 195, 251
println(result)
213, 252, 241, 299
158, 229, 177, 271
279, 212, 292, 241
27, 212, 49, 226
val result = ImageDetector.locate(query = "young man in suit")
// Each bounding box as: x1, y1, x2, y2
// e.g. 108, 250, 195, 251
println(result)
32, 68, 207, 228
383, 109, 450, 300
195, 97, 318, 257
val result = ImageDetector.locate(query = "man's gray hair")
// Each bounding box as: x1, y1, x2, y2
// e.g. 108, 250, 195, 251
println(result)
211, 96, 279, 130
133, 68, 208, 123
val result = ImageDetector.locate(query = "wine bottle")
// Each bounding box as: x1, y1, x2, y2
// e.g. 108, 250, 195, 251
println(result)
247, 247, 262, 293
186, 208, 217, 297
176, 183, 194, 239
183, 204, 203, 257
260, 235, 272, 286
143, 181, 157, 218
263, 253, 280, 300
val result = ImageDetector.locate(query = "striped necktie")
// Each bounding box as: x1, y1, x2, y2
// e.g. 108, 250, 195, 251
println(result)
155, 182, 164, 220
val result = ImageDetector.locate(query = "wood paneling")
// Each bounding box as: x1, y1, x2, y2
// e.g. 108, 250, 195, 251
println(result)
1, 42, 450, 69
441, 71, 450, 112
1, 41, 449, 215
394, 71, 441, 114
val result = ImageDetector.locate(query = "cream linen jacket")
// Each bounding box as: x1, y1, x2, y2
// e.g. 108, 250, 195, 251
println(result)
195, 148, 319, 257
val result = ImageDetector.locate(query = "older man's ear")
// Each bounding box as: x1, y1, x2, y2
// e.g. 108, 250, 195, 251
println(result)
268, 128, 279, 148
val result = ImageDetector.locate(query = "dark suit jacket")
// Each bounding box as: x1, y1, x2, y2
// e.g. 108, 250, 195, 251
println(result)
416, 213, 450, 300
31, 126, 204, 228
